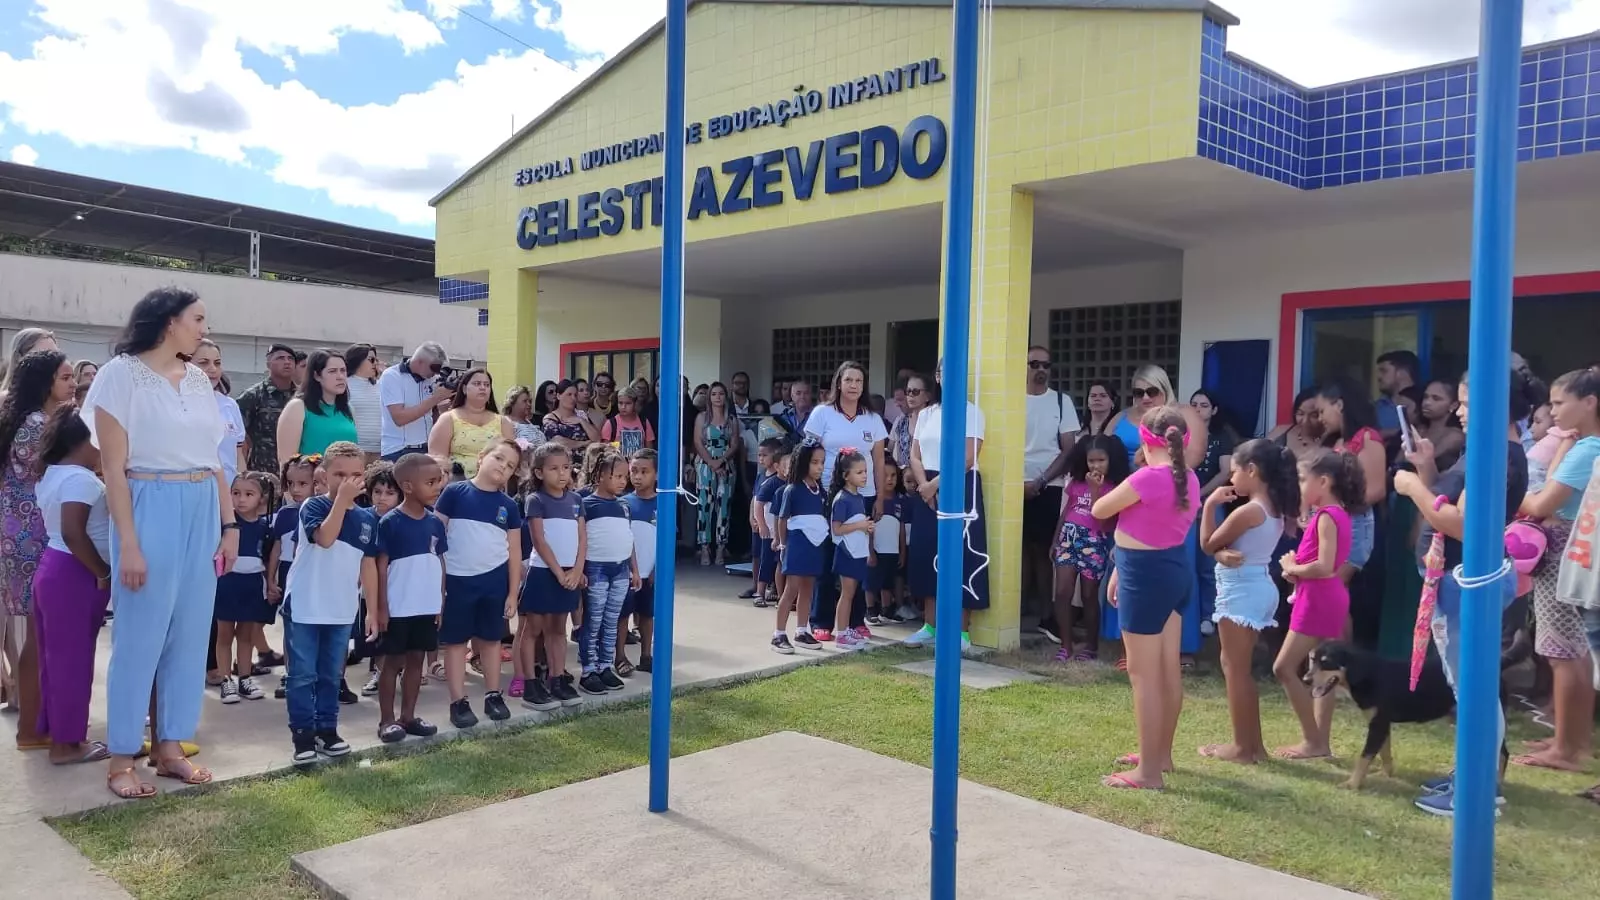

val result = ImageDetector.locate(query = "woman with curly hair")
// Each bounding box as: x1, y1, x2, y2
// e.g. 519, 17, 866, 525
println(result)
0, 348, 76, 739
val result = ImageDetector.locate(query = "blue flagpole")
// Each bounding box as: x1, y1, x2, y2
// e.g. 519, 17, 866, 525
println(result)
1455, 0, 1521, 895
648, 0, 688, 815
931, 1, 979, 898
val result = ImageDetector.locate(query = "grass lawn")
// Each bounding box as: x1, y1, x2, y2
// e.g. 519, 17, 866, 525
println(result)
54, 647, 1600, 900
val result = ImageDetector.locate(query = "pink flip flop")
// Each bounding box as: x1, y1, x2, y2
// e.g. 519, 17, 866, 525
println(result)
1102, 772, 1163, 791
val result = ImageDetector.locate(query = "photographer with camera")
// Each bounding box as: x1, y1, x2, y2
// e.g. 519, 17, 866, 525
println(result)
378, 341, 454, 462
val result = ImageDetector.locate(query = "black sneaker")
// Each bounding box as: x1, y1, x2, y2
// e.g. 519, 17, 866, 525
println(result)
522, 677, 560, 711
579, 672, 608, 695
257, 650, 286, 668
865, 614, 886, 627
292, 729, 318, 767
339, 680, 359, 705
1037, 618, 1062, 645
599, 668, 626, 691
534, 663, 549, 684
551, 675, 583, 707
275, 674, 288, 700
881, 609, 906, 623
316, 729, 351, 757
636, 655, 653, 673
401, 717, 438, 737
627, 629, 641, 645
484, 691, 511, 721
449, 697, 478, 729
738, 588, 758, 600
793, 631, 822, 649
771, 634, 795, 655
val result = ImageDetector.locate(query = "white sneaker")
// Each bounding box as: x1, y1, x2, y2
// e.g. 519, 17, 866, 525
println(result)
960, 633, 972, 653
903, 625, 935, 647
219, 677, 240, 704
361, 671, 381, 696
237, 676, 265, 700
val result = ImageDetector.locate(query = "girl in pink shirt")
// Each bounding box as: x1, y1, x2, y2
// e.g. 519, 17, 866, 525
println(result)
1273, 448, 1360, 761
1091, 407, 1201, 791
1052, 435, 1129, 663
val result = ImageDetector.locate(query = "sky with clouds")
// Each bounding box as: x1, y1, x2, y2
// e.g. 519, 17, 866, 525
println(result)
1, 0, 1597, 238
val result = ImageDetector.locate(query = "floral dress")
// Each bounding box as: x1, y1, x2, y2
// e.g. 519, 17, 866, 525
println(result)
0, 411, 48, 616
696, 416, 735, 548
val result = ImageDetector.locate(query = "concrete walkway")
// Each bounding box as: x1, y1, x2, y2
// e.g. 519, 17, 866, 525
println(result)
1, 567, 910, 897
294, 732, 1369, 900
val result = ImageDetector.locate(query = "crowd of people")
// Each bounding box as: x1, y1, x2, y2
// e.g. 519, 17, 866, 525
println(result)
1, 289, 1596, 815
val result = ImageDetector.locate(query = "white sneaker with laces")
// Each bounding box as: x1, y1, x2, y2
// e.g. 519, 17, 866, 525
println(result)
361, 671, 381, 696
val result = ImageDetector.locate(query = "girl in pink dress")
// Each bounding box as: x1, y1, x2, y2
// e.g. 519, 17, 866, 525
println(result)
1273, 448, 1361, 761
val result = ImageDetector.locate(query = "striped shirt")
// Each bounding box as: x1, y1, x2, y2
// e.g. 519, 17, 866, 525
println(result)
346, 376, 384, 455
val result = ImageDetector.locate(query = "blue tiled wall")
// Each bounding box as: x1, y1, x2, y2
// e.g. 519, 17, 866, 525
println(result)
1199, 16, 1600, 189
439, 277, 488, 304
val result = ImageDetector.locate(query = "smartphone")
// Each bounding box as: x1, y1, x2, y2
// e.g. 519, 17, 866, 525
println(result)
1399, 416, 1415, 456
214, 553, 227, 577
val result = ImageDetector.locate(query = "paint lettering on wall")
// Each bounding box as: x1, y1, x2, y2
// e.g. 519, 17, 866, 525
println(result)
513, 116, 947, 252
513, 58, 943, 187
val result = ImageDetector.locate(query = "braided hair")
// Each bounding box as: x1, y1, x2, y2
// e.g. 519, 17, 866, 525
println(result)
1140, 405, 1191, 511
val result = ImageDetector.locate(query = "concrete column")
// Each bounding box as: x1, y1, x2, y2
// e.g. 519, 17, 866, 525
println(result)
487, 266, 538, 389
968, 189, 1033, 651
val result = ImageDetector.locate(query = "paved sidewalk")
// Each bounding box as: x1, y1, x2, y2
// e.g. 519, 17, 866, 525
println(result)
0, 567, 919, 896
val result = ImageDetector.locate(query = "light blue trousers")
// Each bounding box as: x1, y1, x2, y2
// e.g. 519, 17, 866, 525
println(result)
106, 474, 220, 756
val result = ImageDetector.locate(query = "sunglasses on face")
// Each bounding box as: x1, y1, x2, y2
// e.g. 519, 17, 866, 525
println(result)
1027, 360, 1050, 370
906, 387, 925, 396
595, 381, 614, 389
1131, 386, 1165, 400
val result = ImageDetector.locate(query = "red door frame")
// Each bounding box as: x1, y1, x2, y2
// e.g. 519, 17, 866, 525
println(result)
558, 338, 661, 379
1275, 270, 1600, 423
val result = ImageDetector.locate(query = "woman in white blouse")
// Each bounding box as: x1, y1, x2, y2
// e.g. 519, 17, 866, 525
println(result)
343, 344, 384, 464
803, 361, 888, 639
904, 359, 988, 651
83, 288, 237, 800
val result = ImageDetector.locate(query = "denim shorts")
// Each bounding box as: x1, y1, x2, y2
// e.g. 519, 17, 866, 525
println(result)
1348, 508, 1375, 570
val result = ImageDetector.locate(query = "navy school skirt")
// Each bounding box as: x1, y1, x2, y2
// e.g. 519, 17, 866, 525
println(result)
906, 470, 989, 611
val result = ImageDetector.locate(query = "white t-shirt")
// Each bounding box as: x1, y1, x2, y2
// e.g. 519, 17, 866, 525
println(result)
914, 401, 985, 473
83, 355, 225, 473
38, 464, 111, 561
346, 376, 384, 455
804, 404, 888, 498
1023, 389, 1081, 486
215, 393, 245, 485
377, 364, 433, 455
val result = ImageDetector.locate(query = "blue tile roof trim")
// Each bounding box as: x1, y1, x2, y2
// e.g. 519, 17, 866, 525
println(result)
440, 277, 488, 304
1199, 17, 1600, 189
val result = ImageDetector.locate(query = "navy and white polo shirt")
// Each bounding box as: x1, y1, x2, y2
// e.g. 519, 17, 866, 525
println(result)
284, 494, 379, 625
434, 480, 522, 576
625, 492, 658, 578
526, 489, 583, 568
582, 493, 633, 564
831, 490, 870, 559
874, 494, 904, 556
271, 502, 300, 564
377, 507, 449, 618
780, 481, 828, 547
755, 472, 783, 537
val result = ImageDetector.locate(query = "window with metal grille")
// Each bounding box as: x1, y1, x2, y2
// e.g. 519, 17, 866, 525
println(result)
1045, 301, 1182, 407
771, 323, 872, 397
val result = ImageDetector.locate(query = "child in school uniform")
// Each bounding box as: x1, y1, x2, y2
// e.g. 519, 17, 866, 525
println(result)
749, 438, 786, 608
624, 449, 660, 673
268, 455, 317, 699
578, 447, 639, 695
356, 462, 401, 697
282, 443, 379, 767
215, 472, 274, 704
435, 439, 524, 729
369, 453, 448, 742
867, 458, 907, 625
520, 443, 585, 710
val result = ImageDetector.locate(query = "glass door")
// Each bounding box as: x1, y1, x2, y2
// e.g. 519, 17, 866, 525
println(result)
1301, 308, 1424, 395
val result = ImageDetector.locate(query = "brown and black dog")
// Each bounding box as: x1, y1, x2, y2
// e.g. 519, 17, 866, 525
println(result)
1307, 641, 1459, 790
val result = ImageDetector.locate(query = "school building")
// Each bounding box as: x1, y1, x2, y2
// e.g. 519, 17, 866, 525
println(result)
430, 0, 1600, 649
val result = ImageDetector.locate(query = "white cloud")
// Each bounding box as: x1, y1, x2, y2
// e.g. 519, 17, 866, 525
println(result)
1224, 0, 1600, 86
0, 0, 590, 225
10, 144, 39, 166
280, 54, 296, 72
531, 0, 663, 61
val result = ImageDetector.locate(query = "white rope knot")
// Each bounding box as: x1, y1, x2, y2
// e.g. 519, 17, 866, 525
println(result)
665, 485, 701, 506
934, 509, 979, 522
1450, 558, 1514, 590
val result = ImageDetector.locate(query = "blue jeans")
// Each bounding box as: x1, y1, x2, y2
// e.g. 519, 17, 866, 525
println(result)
1431, 573, 1507, 751
579, 561, 630, 674
106, 473, 220, 756
286, 619, 352, 733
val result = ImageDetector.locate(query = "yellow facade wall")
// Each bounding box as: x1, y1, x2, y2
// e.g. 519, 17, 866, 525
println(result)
434, 3, 1202, 281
